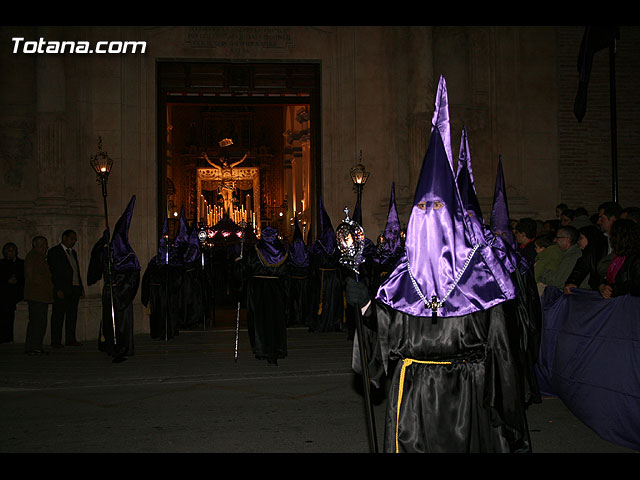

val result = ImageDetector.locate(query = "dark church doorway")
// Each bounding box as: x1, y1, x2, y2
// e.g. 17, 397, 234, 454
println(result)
156, 60, 321, 329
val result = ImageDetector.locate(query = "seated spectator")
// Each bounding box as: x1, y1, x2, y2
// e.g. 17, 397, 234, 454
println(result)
555, 203, 568, 220
514, 218, 538, 264
538, 225, 582, 292
597, 201, 623, 249
595, 200, 623, 282
570, 207, 592, 229
620, 206, 640, 223
509, 218, 519, 236
542, 219, 560, 236
563, 225, 609, 293
560, 208, 574, 226
533, 232, 563, 283
598, 218, 640, 298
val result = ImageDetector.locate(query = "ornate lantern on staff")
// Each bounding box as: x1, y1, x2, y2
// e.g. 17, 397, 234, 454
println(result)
89, 137, 117, 346
336, 206, 379, 453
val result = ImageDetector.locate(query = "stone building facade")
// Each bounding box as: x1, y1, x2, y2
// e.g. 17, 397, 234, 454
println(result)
1, 26, 638, 343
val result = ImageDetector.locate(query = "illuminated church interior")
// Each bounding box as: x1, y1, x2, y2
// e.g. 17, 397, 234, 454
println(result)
164, 102, 312, 243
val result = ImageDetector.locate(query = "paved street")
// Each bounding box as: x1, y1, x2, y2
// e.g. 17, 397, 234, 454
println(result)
0, 326, 636, 454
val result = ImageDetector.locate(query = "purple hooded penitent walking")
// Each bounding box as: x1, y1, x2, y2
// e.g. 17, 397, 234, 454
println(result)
351, 75, 531, 453
376, 76, 516, 318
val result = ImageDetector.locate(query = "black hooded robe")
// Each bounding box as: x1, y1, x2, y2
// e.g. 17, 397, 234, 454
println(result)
141, 260, 181, 340
238, 245, 289, 363
287, 261, 314, 328
178, 259, 207, 330
88, 235, 140, 358
309, 247, 344, 332
353, 300, 530, 453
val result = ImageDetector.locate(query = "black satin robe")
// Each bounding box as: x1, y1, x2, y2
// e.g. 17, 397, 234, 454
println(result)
309, 249, 344, 332
353, 301, 530, 453
238, 246, 290, 362
179, 260, 207, 330
287, 263, 314, 327
88, 243, 140, 358
141, 261, 181, 340
503, 267, 542, 408
207, 245, 235, 306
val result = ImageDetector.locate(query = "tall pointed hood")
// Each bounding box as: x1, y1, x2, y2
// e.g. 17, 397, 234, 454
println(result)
289, 216, 309, 267
110, 195, 140, 273
376, 76, 516, 318
174, 204, 188, 251
352, 195, 362, 227
375, 182, 403, 265
490, 156, 516, 250
457, 132, 519, 276
312, 198, 337, 255
155, 217, 181, 266
455, 127, 485, 245
174, 205, 201, 264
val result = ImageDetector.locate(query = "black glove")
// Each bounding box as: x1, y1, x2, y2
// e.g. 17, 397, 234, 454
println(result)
345, 276, 370, 308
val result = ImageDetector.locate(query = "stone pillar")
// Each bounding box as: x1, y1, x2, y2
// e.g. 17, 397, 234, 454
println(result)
35, 54, 66, 205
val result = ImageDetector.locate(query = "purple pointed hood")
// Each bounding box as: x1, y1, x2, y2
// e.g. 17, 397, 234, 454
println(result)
456, 127, 486, 245
352, 196, 362, 226
289, 216, 309, 267
457, 131, 519, 276
490, 157, 529, 273
110, 195, 140, 273
490, 156, 516, 250
376, 76, 516, 317
257, 226, 287, 265
174, 204, 188, 249
174, 205, 201, 264
155, 217, 181, 266
312, 198, 337, 256
375, 182, 403, 265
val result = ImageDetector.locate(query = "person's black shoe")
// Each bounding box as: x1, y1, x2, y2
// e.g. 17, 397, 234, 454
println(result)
112, 355, 128, 363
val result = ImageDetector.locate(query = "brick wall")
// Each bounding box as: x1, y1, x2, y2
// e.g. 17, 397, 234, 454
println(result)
558, 26, 640, 215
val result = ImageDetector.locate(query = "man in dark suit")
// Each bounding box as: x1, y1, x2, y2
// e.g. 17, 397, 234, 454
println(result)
48, 229, 84, 347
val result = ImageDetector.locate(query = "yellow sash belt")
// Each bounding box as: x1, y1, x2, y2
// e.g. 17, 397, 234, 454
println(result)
396, 357, 452, 453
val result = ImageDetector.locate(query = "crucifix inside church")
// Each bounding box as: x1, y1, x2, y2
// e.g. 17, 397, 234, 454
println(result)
163, 103, 312, 243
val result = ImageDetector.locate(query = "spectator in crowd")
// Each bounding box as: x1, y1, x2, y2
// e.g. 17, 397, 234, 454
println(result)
570, 207, 592, 229
515, 218, 538, 264
0, 242, 24, 344
509, 218, 519, 236
23, 236, 54, 355
542, 219, 560, 236
597, 201, 623, 251
533, 232, 563, 283
596, 201, 623, 283
48, 229, 84, 347
598, 218, 640, 298
537, 225, 582, 293
559, 208, 574, 226
620, 206, 640, 223
563, 224, 609, 293
555, 203, 568, 220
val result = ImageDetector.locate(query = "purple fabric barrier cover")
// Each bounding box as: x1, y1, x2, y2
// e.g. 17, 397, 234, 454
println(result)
536, 286, 640, 450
